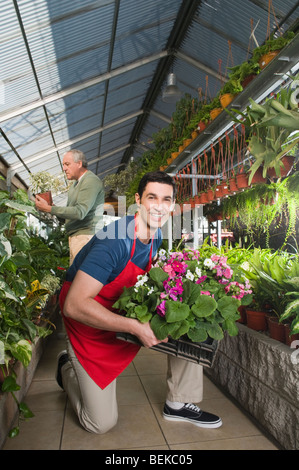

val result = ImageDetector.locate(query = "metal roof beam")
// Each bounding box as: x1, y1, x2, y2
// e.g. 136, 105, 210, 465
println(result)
11, 110, 144, 171
174, 51, 227, 81
0, 51, 168, 124
120, 0, 202, 168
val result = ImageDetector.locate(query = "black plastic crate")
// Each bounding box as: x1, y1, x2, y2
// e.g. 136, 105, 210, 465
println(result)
116, 333, 219, 368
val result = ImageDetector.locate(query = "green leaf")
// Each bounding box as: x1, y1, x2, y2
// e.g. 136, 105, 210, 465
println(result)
187, 323, 208, 342
8, 426, 20, 438
9, 340, 32, 368
165, 300, 190, 323
149, 267, 169, 283
191, 295, 217, 318
1, 376, 21, 393
206, 323, 224, 340
223, 319, 239, 336
134, 304, 152, 323
19, 402, 34, 419
217, 296, 240, 318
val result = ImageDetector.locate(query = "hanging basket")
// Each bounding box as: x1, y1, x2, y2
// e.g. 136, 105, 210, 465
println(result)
229, 177, 238, 193
250, 166, 267, 184
267, 155, 295, 179
236, 173, 249, 189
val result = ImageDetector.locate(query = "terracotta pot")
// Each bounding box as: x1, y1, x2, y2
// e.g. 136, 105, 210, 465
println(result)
236, 173, 249, 189
246, 308, 268, 331
214, 185, 223, 199
206, 188, 214, 201
37, 191, 53, 206
197, 121, 207, 133
171, 151, 179, 161
210, 108, 222, 121
229, 177, 238, 192
219, 181, 229, 196
250, 166, 267, 184
241, 74, 257, 88
267, 155, 295, 179
284, 324, 299, 347
178, 145, 184, 153
259, 50, 280, 70
194, 195, 201, 205
167, 157, 173, 165
268, 317, 286, 343
199, 192, 209, 204
237, 305, 247, 324
191, 130, 198, 140
220, 93, 236, 108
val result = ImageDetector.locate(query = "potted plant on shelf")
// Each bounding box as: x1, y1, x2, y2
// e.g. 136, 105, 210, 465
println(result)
227, 60, 261, 89
219, 78, 243, 109
251, 31, 295, 70
29, 171, 65, 205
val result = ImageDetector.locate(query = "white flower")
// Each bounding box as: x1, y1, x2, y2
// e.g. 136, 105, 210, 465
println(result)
195, 266, 202, 277
158, 249, 166, 257
204, 258, 215, 269
147, 287, 154, 295
186, 270, 194, 281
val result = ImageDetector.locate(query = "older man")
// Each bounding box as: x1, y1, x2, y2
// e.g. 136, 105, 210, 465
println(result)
35, 149, 104, 264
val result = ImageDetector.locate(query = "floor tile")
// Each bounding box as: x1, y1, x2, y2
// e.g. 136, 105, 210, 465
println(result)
2, 410, 64, 450
61, 403, 167, 450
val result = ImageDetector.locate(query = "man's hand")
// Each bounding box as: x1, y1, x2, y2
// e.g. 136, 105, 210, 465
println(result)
35, 195, 52, 213
132, 320, 168, 348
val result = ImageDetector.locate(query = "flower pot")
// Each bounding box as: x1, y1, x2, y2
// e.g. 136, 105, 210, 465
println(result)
171, 151, 179, 161
220, 93, 236, 108
183, 138, 193, 148
178, 145, 184, 153
214, 185, 223, 199
206, 188, 215, 201
191, 130, 198, 140
284, 324, 299, 347
237, 305, 247, 324
37, 191, 53, 206
241, 74, 257, 88
210, 108, 222, 121
194, 195, 201, 205
229, 177, 238, 193
199, 192, 209, 204
259, 50, 281, 70
250, 166, 267, 184
219, 181, 229, 196
236, 173, 249, 189
198, 121, 210, 133
246, 308, 268, 331
268, 317, 286, 343
267, 155, 295, 179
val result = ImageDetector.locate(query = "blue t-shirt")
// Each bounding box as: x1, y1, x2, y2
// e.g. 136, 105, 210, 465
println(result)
66, 215, 162, 285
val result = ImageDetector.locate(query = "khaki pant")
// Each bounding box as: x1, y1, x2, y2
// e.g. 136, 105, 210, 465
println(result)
68, 234, 93, 265
62, 339, 203, 434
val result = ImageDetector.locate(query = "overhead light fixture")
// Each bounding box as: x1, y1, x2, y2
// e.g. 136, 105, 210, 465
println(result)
162, 73, 182, 103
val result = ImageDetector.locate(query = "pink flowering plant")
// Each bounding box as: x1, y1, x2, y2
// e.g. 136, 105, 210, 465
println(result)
113, 248, 253, 343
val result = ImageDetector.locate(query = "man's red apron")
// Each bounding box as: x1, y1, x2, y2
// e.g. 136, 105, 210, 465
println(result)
59, 216, 153, 389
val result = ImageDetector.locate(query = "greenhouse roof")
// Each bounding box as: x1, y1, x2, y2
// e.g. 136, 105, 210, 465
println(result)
0, 0, 298, 205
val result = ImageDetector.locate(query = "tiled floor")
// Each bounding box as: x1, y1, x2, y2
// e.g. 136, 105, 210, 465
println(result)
2, 318, 279, 451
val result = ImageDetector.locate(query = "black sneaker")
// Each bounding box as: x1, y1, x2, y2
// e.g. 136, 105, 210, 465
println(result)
163, 403, 222, 428
55, 350, 69, 389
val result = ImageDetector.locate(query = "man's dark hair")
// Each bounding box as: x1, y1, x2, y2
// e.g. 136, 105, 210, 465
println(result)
137, 171, 177, 199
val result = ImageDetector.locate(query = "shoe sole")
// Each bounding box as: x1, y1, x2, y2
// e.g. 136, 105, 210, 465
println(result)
163, 413, 222, 429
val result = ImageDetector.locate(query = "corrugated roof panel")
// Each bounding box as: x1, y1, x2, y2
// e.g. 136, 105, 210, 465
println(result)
17, 0, 115, 95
